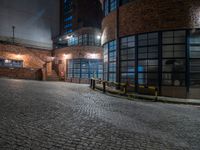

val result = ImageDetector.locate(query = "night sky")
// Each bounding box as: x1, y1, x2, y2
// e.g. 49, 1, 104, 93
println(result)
0, 0, 60, 49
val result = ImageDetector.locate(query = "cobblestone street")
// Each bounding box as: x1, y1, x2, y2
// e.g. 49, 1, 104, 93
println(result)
0, 78, 199, 150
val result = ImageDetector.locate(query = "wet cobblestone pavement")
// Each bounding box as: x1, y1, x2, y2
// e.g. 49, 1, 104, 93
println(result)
0, 78, 200, 150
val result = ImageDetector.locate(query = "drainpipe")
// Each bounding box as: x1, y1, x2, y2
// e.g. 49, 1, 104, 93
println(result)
12, 26, 15, 44
116, 0, 120, 89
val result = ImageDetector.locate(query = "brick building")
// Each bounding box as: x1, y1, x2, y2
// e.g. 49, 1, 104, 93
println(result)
60, 0, 102, 35
53, 0, 103, 83
100, 0, 200, 99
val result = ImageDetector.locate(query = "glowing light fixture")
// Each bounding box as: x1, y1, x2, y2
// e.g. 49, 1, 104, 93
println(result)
65, 35, 73, 40
16, 53, 21, 58
5, 59, 10, 63
87, 53, 99, 59
63, 54, 72, 59
96, 35, 101, 40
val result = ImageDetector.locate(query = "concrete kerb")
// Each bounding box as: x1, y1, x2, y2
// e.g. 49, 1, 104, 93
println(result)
92, 85, 200, 106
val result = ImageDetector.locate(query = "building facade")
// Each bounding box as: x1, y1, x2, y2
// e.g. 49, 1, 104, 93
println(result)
100, 0, 200, 98
53, 0, 103, 83
60, 0, 103, 35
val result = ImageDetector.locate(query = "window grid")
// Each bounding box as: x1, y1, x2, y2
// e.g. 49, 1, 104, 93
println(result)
103, 29, 200, 90
64, 34, 101, 47
68, 59, 103, 79
189, 29, 200, 87
0, 59, 23, 68
120, 35, 135, 84
162, 30, 186, 86
108, 40, 116, 82
137, 32, 159, 86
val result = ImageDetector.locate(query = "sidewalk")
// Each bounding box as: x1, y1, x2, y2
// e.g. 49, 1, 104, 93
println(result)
95, 84, 200, 105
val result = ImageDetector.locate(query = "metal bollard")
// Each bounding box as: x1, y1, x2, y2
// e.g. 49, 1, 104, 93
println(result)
90, 79, 93, 88
124, 83, 128, 94
92, 79, 96, 90
155, 88, 158, 101
103, 81, 106, 93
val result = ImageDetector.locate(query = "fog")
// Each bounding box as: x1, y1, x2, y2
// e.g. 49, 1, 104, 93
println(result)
0, 0, 60, 49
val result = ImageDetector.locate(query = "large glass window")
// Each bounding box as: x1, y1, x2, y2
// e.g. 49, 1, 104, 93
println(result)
138, 32, 159, 86
104, 0, 109, 16
162, 59, 186, 86
104, 0, 117, 16
64, 16, 72, 22
120, 35, 135, 84
104, 0, 135, 15
73, 60, 81, 78
103, 44, 108, 81
103, 40, 116, 82
63, 0, 73, 34
0, 59, 23, 68
68, 36, 78, 46
82, 34, 88, 46
89, 34, 95, 46
62, 33, 100, 47
103, 29, 197, 90
68, 59, 103, 79
162, 30, 186, 86
108, 40, 116, 82
190, 30, 200, 87
110, 0, 117, 11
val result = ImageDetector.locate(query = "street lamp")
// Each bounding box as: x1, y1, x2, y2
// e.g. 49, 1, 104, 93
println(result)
12, 26, 15, 44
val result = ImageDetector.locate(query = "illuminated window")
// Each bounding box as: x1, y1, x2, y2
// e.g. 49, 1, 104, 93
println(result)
68, 59, 103, 79
120, 35, 135, 84
104, 0, 117, 16
162, 30, 186, 86
0, 59, 23, 68
190, 29, 200, 87
64, 16, 73, 22
138, 32, 159, 86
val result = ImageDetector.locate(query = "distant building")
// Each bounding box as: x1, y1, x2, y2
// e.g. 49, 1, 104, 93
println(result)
53, 0, 103, 84
60, 0, 102, 35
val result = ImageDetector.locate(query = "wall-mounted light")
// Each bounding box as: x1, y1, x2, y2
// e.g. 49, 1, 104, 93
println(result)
96, 35, 101, 40
65, 35, 73, 40
16, 53, 21, 59
63, 54, 72, 59
87, 53, 99, 59
5, 59, 10, 63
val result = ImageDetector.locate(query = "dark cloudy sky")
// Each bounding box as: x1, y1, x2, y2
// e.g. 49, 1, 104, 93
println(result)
0, 0, 60, 49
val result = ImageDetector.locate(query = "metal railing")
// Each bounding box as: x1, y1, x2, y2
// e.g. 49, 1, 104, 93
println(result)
90, 78, 158, 101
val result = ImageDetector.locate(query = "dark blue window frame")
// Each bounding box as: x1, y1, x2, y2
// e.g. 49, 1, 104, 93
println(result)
68, 59, 103, 79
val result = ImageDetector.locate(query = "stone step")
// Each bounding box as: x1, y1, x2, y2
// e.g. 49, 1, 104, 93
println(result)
47, 70, 60, 81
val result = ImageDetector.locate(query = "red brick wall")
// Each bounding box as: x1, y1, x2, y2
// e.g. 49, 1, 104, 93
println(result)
54, 46, 102, 59
0, 43, 51, 69
0, 43, 51, 80
101, 0, 200, 45
102, 11, 116, 45
0, 67, 43, 80
53, 45, 103, 80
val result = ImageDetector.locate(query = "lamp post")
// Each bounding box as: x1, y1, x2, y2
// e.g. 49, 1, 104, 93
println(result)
12, 26, 15, 44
